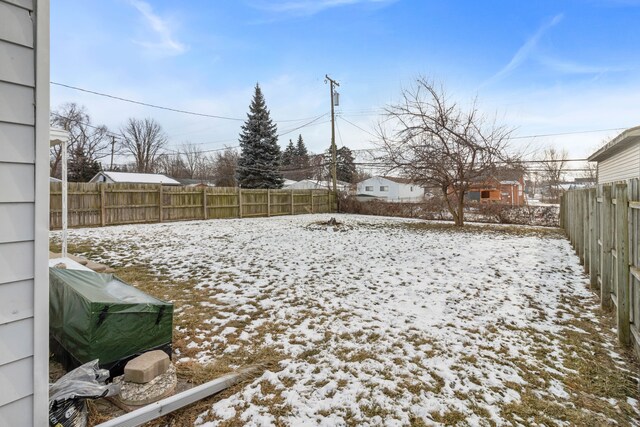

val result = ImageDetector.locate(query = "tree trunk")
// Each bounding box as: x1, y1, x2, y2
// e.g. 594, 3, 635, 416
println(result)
455, 193, 465, 227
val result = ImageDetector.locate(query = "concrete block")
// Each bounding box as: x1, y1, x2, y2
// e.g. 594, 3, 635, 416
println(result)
124, 350, 170, 384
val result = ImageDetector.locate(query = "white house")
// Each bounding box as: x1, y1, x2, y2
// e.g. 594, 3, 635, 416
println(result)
356, 176, 424, 202
285, 179, 351, 192
588, 126, 640, 184
0, 0, 49, 424
89, 171, 181, 185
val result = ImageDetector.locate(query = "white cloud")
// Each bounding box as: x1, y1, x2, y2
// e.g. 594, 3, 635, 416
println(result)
253, 0, 394, 16
129, 0, 187, 55
536, 56, 626, 75
483, 14, 563, 86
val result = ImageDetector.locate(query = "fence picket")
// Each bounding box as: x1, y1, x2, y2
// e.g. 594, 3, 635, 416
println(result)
561, 179, 639, 355
50, 183, 335, 229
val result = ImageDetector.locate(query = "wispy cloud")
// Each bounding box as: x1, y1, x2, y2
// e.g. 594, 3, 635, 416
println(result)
253, 0, 394, 16
129, 0, 187, 55
483, 14, 563, 86
537, 56, 626, 75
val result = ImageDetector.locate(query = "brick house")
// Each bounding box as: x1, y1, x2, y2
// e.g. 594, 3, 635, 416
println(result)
466, 170, 526, 206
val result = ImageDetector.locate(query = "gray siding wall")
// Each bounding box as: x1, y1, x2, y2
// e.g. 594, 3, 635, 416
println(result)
0, 0, 43, 425
598, 143, 640, 184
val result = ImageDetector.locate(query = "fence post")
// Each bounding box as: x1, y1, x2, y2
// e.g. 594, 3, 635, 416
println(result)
583, 191, 589, 271
158, 185, 164, 222
601, 185, 613, 309
589, 188, 598, 289
203, 187, 208, 220
100, 184, 106, 227
310, 190, 314, 214
559, 194, 564, 229
290, 190, 294, 215
615, 184, 631, 346
267, 189, 271, 217
238, 188, 243, 218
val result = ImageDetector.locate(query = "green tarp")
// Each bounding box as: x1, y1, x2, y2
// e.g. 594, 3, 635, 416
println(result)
49, 268, 173, 371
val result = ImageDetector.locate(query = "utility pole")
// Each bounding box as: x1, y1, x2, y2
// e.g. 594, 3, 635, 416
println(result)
109, 135, 116, 170
325, 74, 339, 194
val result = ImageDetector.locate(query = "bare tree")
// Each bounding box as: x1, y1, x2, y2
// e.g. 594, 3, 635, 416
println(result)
378, 78, 513, 226
50, 103, 111, 178
120, 118, 167, 173
180, 142, 205, 179
540, 147, 568, 202
211, 148, 239, 187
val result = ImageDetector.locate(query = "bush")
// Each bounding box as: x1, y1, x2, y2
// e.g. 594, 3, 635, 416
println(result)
338, 195, 559, 227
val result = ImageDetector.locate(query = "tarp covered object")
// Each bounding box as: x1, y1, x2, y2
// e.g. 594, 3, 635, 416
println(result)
49, 268, 173, 374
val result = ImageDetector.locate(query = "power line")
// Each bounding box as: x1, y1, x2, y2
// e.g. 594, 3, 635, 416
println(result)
338, 115, 378, 138
51, 82, 328, 124
51, 82, 245, 121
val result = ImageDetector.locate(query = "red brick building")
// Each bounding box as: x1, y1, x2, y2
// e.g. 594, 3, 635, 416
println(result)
466, 172, 526, 206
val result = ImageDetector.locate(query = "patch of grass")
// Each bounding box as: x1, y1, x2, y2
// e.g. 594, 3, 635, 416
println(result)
430, 408, 468, 426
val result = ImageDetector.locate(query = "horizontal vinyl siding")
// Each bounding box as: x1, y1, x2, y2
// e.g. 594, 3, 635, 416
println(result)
599, 144, 640, 184
0, 279, 33, 325
0, 81, 34, 124
0, 395, 33, 426
3, 0, 33, 10
0, 163, 34, 202
0, 241, 33, 285
0, 40, 33, 86
0, 357, 33, 406
0, 1, 33, 47
0, 122, 35, 163
0, 0, 39, 422
0, 203, 34, 243
0, 317, 33, 365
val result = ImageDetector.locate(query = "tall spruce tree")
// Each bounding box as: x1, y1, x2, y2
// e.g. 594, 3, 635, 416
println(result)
282, 139, 296, 169
336, 146, 356, 183
236, 84, 284, 188
295, 134, 310, 178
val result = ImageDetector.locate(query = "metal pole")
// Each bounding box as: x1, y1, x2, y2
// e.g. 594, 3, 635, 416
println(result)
62, 138, 68, 258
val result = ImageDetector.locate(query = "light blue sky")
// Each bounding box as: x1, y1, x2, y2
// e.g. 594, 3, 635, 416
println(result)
51, 0, 640, 163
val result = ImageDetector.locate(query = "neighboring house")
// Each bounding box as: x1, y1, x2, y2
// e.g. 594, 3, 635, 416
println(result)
356, 176, 424, 202
89, 171, 181, 186
588, 126, 640, 184
466, 170, 526, 206
0, 0, 49, 424
285, 179, 351, 192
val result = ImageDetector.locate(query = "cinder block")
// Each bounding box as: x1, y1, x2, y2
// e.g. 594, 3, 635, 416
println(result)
124, 350, 170, 384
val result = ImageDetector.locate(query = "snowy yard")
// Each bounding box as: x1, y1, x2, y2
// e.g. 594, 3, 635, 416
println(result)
51, 214, 639, 426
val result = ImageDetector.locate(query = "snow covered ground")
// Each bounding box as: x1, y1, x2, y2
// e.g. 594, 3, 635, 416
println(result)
51, 214, 639, 426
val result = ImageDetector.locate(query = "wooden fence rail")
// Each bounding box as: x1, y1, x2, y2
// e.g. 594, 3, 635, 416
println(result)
560, 178, 640, 357
50, 183, 336, 229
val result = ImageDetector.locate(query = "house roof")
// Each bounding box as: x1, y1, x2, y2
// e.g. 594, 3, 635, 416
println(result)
381, 176, 413, 184
588, 125, 640, 162
93, 171, 181, 185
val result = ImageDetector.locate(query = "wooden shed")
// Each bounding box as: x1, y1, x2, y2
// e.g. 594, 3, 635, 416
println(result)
0, 0, 50, 425
588, 126, 640, 184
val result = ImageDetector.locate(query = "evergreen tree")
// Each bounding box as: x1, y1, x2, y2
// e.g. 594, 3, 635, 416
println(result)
336, 146, 356, 183
236, 84, 284, 188
295, 134, 310, 178
282, 139, 296, 168
68, 145, 102, 182
325, 146, 357, 183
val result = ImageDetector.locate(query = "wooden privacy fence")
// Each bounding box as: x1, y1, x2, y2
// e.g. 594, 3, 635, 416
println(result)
50, 183, 336, 229
560, 178, 640, 356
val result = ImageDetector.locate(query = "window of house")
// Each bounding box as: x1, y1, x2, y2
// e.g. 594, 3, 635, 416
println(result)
410, 186, 413, 192
365, 186, 373, 191
481, 190, 490, 199
380, 186, 389, 192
